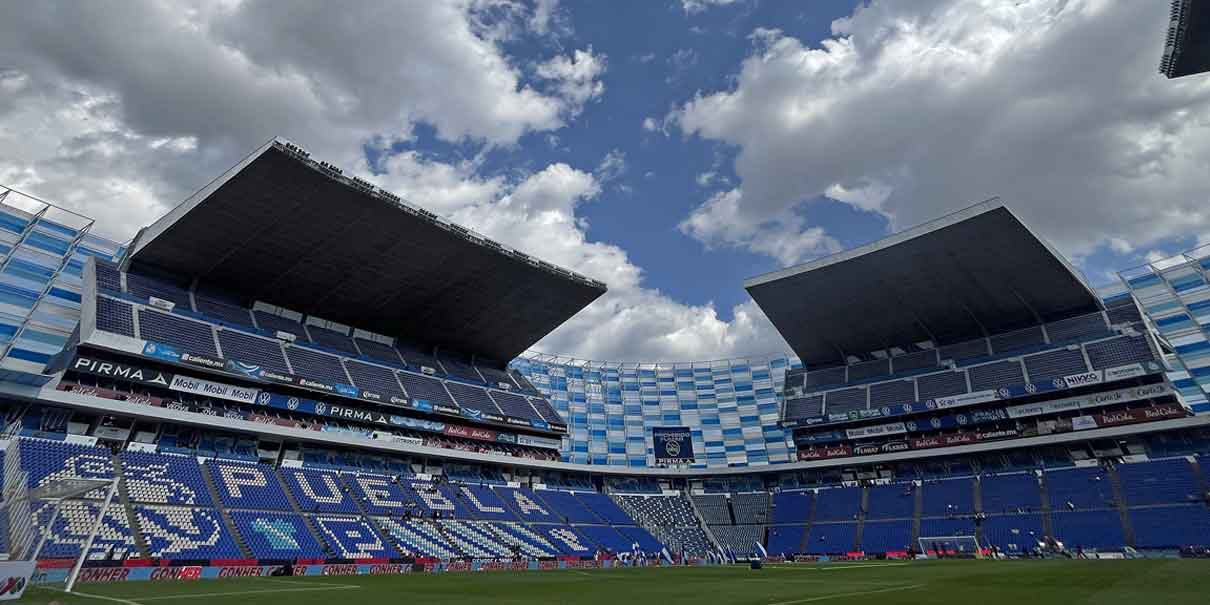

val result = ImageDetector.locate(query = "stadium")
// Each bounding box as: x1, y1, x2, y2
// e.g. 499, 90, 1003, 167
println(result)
0, 135, 1206, 605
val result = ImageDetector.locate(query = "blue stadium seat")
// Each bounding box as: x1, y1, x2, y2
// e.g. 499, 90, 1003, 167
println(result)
229, 511, 328, 559
204, 460, 293, 511
771, 492, 813, 524
920, 477, 974, 516
1045, 467, 1116, 510
96, 296, 135, 337
33, 501, 138, 560
136, 505, 244, 559
375, 517, 458, 558
284, 345, 352, 385
1129, 505, 1210, 549
1051, 510, 1124, 550
281, 467, 361, 513
1116, 459, 1201, 505
342, 473, 410, 515
306, 325, 359, 356
979, 473, 1041, 514
805, 523, 856, 554
576, 492, 635, 524
311, 515, 398, 559
453, 484, 517, 521
813, 486, 861, 522
119, 450, 213, 506
496, 486, 560, 523
397, 372, 458, 408
536, 489, 602, 523
767, 526, 806, 556
981, 514, 1043, 554
860, 520, 913, 553
217, 328, 290, 374
343, 360, 406, 400
138, 309, 218, 357
865, 483, 915, 519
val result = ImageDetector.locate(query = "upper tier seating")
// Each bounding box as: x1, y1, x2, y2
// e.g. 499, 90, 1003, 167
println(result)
342, 473, 411, 515
454, 484, 517, 521
253, 311, 304, 338
436, 352, 484, 383
281, 467, 361, 514
1023, 348, 1088, 383
490, 390, 541, 421
126, 273, 191, 308
138, 309, 217, 357
96, 296, 135, 337
306, 325, 359, 356
204, 460, 293, 511
990, 325, 1045, 355
1085, 335, 1154, 370
355, 338, 406, 367
216, 329, 290, 374
194, 288, 255, 328
94, 261, 123, 292
444, 382, 503, 416
136, 505, 244, 559
229, 511, 329, 559
119, 450, 213, 506
284, 346, 351, 385
397, 372, 458, 408
344, 360, 406, 399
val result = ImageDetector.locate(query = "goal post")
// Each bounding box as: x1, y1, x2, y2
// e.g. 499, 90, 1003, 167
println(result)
917, 535, 983, 559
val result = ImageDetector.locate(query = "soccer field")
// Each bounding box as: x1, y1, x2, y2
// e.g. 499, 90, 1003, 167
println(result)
22, 560, 1210, 605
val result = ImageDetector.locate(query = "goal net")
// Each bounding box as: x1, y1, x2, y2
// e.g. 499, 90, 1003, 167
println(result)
918, 535, 983, 559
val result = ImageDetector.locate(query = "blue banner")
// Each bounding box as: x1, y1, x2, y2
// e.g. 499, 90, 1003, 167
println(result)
652, 426, 695, 464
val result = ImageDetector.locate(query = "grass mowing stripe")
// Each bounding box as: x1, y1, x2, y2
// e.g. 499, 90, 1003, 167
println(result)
133, 585, 360, 601
767, 583, 926, 605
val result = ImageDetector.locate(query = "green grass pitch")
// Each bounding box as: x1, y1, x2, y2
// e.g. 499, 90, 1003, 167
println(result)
23, 560, 1210, 605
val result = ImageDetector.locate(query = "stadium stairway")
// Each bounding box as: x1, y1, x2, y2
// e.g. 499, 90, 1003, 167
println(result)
852, 488, 870, 551
795, 492, 817, 554
273, 467, 334, 558
1192, 458, 1208, 499
910, 485, 923, 548
112, 454, 152, 558
200, 465, 253, 559
1107, 466, 1137, 547
1037, 472, 1056, 540
685, 493, 725, 555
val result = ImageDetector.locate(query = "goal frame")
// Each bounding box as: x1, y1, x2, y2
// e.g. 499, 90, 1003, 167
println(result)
917, 535, 983, 559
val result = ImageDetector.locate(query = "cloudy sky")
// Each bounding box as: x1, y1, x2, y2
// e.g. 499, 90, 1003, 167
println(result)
2, 0, 1209, 362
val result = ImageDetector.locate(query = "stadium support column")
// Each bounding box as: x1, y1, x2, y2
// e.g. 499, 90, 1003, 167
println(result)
66, 479, 119, 593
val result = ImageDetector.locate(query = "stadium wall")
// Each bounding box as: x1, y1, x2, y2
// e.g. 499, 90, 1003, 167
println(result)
511, 354, 800, 469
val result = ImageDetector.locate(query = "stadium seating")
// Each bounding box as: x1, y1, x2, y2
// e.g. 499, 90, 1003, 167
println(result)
119, 450, 213, 506
652, 526, 711, 558
311, 515, 398, 558
979, 473, 1041, 514
33, 501, 139, 560
455, 484, 518, 521
730, 493, 769, 524
865, 483, 915, 519
280, 467, 361, 514
204, 460, 293, 511
536, 489, 602, 523
138, 309, 218, 357
805, 523, 857, 554
616, 526, 663, 553
20, 438, 114, 497
766, 526, 806, 556
576, 492, 635, 524
216, 329, 290, 374
397, 372, 458, 408
306, 325, 359, 356
354, 338, 406, 367
375, 517, 458, 558
497, 487, 560, 523
490, 390, 542, 421
488, 521, 560, 557
813, 486, 861, 522
444, 382, 503, 416
860, 520, 913, 553
771, 492, 813, 524
981, 514, 1043, 554
284, 346, 351, 385
229, 511, 329, 559
1116, 458, 1202, 505
920, 477, 974, 516
1045, 467, 1116, 510
136, 505, 244, 559
1129, 505, 1210, 549
616, 495, 699, 527
96, 296, 136, 337
1050, 510, 1125, 550
692, 494, 730, 524
536, 525, 596, 556
342, 473, 411, 515
711, 525, 763, 557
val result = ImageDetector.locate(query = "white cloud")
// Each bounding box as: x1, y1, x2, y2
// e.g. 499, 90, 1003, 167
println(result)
361, 151, 788, 360
0, 0, 601, 239
536, 48, 608, 115
681, 0, 739, 16
673, 0, 1210, 266
595, 149, 627, 184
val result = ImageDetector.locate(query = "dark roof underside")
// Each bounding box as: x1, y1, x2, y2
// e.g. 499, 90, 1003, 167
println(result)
126, 142, 605, 363
1162, 0, 1210, 78
744, 203, 1101, 368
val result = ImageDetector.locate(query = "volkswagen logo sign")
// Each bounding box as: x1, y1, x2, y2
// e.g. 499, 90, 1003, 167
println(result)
257, 392, 271, 405
315, 402, 327, 415
1025, 383, 1037, 394
996, 388, 1010, 399
1052, 378, 1066, 389
287, 397, 299, 411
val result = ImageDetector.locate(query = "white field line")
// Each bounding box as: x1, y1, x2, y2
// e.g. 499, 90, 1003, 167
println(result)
34, 586, 146, 605
768, 583, 926, 605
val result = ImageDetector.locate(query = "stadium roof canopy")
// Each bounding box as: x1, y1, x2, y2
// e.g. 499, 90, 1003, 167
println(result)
1161, 0, 1210, 78
744, 201, 1102, 368
124, 139, 606, 364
